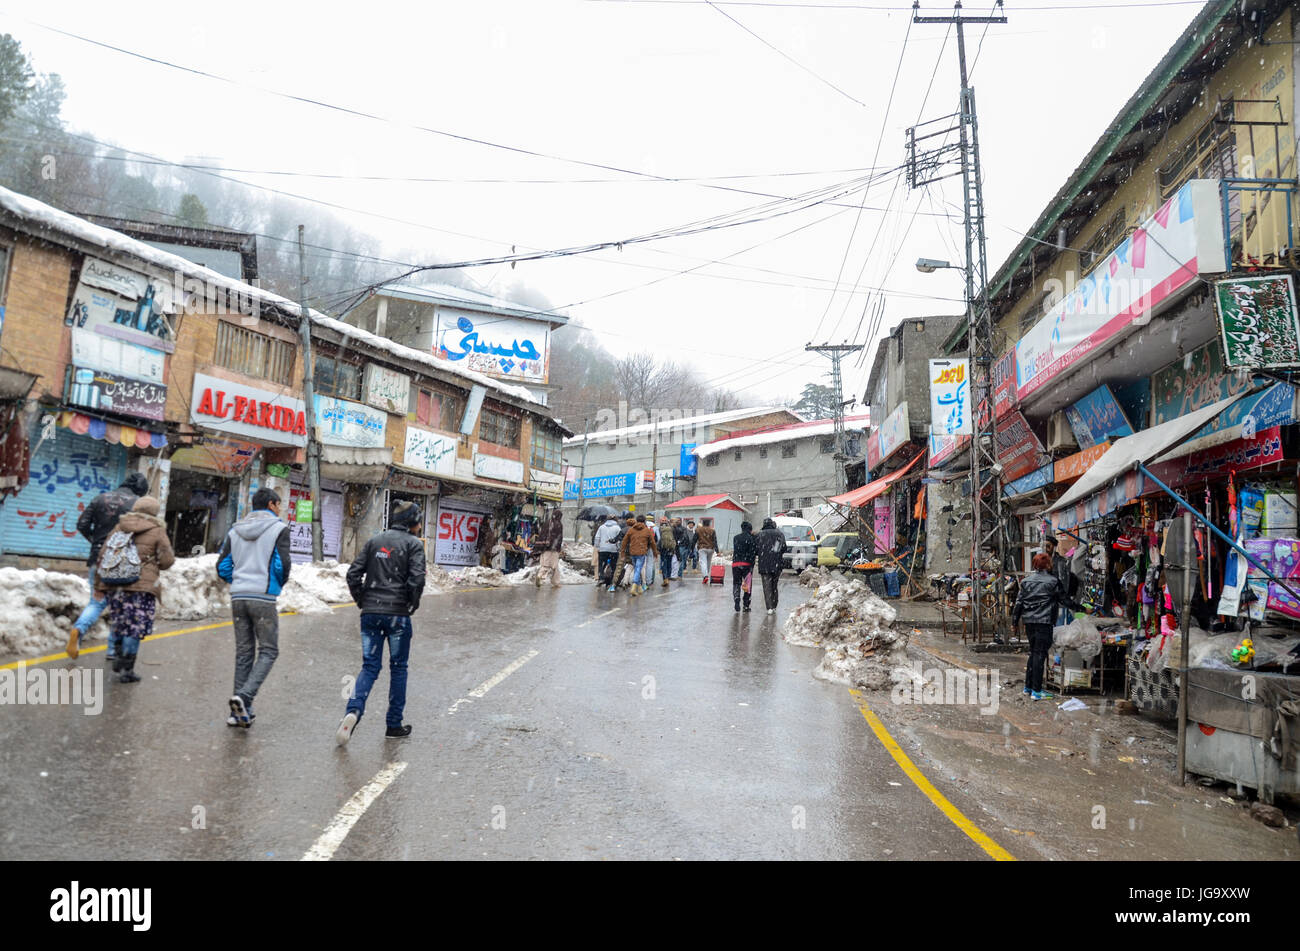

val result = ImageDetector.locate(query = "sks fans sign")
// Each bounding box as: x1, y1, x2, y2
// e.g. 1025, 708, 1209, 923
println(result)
436, 499, 489, 566
191, 372, 307, 447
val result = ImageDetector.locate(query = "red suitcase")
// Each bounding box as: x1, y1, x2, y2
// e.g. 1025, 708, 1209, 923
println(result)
708, 564, 726, 585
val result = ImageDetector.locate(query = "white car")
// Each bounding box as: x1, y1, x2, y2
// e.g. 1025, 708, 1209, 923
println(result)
773, 515, 818, 572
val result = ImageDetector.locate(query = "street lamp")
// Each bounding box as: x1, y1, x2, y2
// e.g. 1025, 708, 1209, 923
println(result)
915, 257, 959, 273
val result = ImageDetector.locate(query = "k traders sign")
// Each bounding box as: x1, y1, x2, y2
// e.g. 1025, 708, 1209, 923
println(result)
191, 372, 307, 448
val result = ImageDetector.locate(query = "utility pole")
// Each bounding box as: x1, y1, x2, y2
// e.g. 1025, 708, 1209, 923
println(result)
575, 417, 589, 542
297, 225, 323, 561
805, 342, 863, 496
909, 0, 1008, 640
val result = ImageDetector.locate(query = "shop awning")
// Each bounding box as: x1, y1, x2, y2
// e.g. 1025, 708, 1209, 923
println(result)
1047, 392, 1243, 515
828, 452, 922, 508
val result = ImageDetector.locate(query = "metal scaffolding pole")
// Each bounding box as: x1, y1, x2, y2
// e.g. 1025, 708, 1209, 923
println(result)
805, 343, 863, 496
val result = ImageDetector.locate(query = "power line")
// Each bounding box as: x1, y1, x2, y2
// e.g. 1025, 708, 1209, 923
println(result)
584, 1, 1209, 10
704, 0, 870, 108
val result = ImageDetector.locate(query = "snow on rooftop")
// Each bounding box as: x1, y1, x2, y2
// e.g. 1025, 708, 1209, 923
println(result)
0, 185, 548, 411
694, 416, 869, 458
563, 406, 795, 445
378, 281, 569, 324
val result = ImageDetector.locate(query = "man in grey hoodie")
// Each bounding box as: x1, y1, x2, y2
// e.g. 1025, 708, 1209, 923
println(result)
594, 514, 622, 590
217, 487, 292, 727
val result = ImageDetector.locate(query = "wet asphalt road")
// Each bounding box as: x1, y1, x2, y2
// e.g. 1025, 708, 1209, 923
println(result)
0, 575, 1002, 861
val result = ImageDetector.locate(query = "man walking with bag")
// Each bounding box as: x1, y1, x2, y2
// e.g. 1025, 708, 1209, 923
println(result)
337, 500, 427, 744
695, 517, 718, 580
755, 517, 788, 615
216, 488, 292, 727
731, 521, 757, 612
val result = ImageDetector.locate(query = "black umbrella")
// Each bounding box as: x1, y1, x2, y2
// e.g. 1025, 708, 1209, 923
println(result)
576, 503, 619, 521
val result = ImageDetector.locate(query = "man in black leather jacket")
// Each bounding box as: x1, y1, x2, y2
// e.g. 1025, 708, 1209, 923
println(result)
337, 500, 427, 744
1013, 552, 1067, 700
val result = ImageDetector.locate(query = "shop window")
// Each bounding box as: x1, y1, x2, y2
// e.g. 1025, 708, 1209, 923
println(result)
480, 407, 519, 448
414, 387, 464, 432
781, 444, 797, 459
215, 321, 295, 385
706, 455, 719, 467
315, 355, 362, 400
531, 427, 562, 473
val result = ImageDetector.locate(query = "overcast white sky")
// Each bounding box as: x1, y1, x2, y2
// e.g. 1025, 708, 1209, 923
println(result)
3, 0, 1205, 410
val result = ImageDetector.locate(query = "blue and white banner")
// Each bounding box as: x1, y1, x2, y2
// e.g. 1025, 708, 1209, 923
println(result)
564, 471, 638, 501
929, 359, 971, 437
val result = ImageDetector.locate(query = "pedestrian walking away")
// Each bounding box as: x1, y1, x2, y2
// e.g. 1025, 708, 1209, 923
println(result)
1014, 551, 1068, 700
1041, 534, 1075, 627
644, 515, 658, 585
216, 487, 292, 727
755, 517, 787, 614
535, 508, 566, 587
685, 519, 699, 572
67, 472, 149, 659
337, 500, 427, 744
695, 517, 718, 581
731, 521, 757, 612
594, 513, 623, 590
657, 513, 677, 587
619, 514, 658, 597
672, 518, 689, 579
94, 495, 175, 683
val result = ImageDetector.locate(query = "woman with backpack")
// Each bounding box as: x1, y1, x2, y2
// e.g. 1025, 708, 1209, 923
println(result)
95, 496, 176, 683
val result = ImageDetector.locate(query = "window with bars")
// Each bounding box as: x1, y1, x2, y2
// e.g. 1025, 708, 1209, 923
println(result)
413, 387, 464, 432
733, 449, 743, 461
479, 408, 520, 447
531, 427, 562, 472
1078, 207, 1128, 276
315, 355, 363, 400
800, 497, 813, 508
706, 455, 719, 467
759, 446, 768, 458
781, 444, 797, 459
782, 498, 795, 510
214, 321, 295, 385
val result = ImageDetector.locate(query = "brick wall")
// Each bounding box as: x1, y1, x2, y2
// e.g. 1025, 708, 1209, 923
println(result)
1, 235, 77, 402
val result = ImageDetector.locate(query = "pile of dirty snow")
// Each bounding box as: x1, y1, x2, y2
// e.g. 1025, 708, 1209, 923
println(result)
505, 561, 591, 586
782, 576, 906, 689
0, 567, 108, 658
445, 560, 591, 587
446, 565, 509, 587
798, 565, 835, 586
157, 554, 357, 619
562, 540, 595, 573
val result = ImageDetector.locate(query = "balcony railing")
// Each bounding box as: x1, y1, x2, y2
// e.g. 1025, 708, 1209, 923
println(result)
1219, 177, 1297, 269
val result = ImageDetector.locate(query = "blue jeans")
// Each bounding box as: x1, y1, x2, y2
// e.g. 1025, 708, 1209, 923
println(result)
74, 565, 108, 636
660, 550, 675, 581
347, 614, 412, 728
631, 554, 647, 586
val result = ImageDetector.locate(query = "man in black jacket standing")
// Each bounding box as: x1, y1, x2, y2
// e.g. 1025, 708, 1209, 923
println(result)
67, 472, 149, 659
337, 500, 427, 744
755, 517, 788, 615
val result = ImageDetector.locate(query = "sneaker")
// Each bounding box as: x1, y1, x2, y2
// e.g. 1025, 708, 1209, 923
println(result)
1032, 690, 1054, 701
226, 710, 256, 728
743, 605, 751, 612
336, 711, 359, 746
767, 608, 775, 615
385, 724, 413, 738
607, 585, 616, 592
228, 695, 251, 727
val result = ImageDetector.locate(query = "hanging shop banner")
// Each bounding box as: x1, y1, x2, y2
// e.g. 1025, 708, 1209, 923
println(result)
994, 411, 1045, 482
928, 431, 964, 468
1151, 339, 1248, 426
1145, 427, 1284, 490
1015, 179, 1226, 401
68, 367, 166, 421
287, 486, 342, 562
1054, 442, 1111, 483
70, 329, 165, 385
873, 401, 910, 469
1004, 462, 1054, 498
1216, 274, 1300, 368
69, 257, 176, 345
169, 437, 258, 474
563, 471, 638, 500
435, 498, 490, 567
362, 363, 411, 415
872, 495, 893, 554
992, 348, 1017, 419
1064, 384, 1134, 449
314, 395, 387, 449
929, 359, 971, 437
404, 426, 457, 476
654, 469, 675, 493
191, 371, 307, 448
435, 312, 550, 383
473, 453, 525, 484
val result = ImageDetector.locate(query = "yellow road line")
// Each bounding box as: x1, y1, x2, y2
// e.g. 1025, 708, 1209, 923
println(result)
849, 688, 1016, 861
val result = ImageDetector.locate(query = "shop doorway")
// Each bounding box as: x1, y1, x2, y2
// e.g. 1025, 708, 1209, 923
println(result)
166, 469, 231, 556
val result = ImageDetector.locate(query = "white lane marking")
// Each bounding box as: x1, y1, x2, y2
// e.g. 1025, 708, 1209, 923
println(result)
302, 760, 407, 861
447, 649, 541, 714
578, 608, 621, 628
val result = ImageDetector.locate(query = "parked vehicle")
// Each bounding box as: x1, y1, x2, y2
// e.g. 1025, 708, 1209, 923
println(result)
817, 532, 862, 569
773, 515, 818, 571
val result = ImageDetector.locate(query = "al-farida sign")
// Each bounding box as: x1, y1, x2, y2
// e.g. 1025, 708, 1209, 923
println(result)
929, 359, 971, 437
